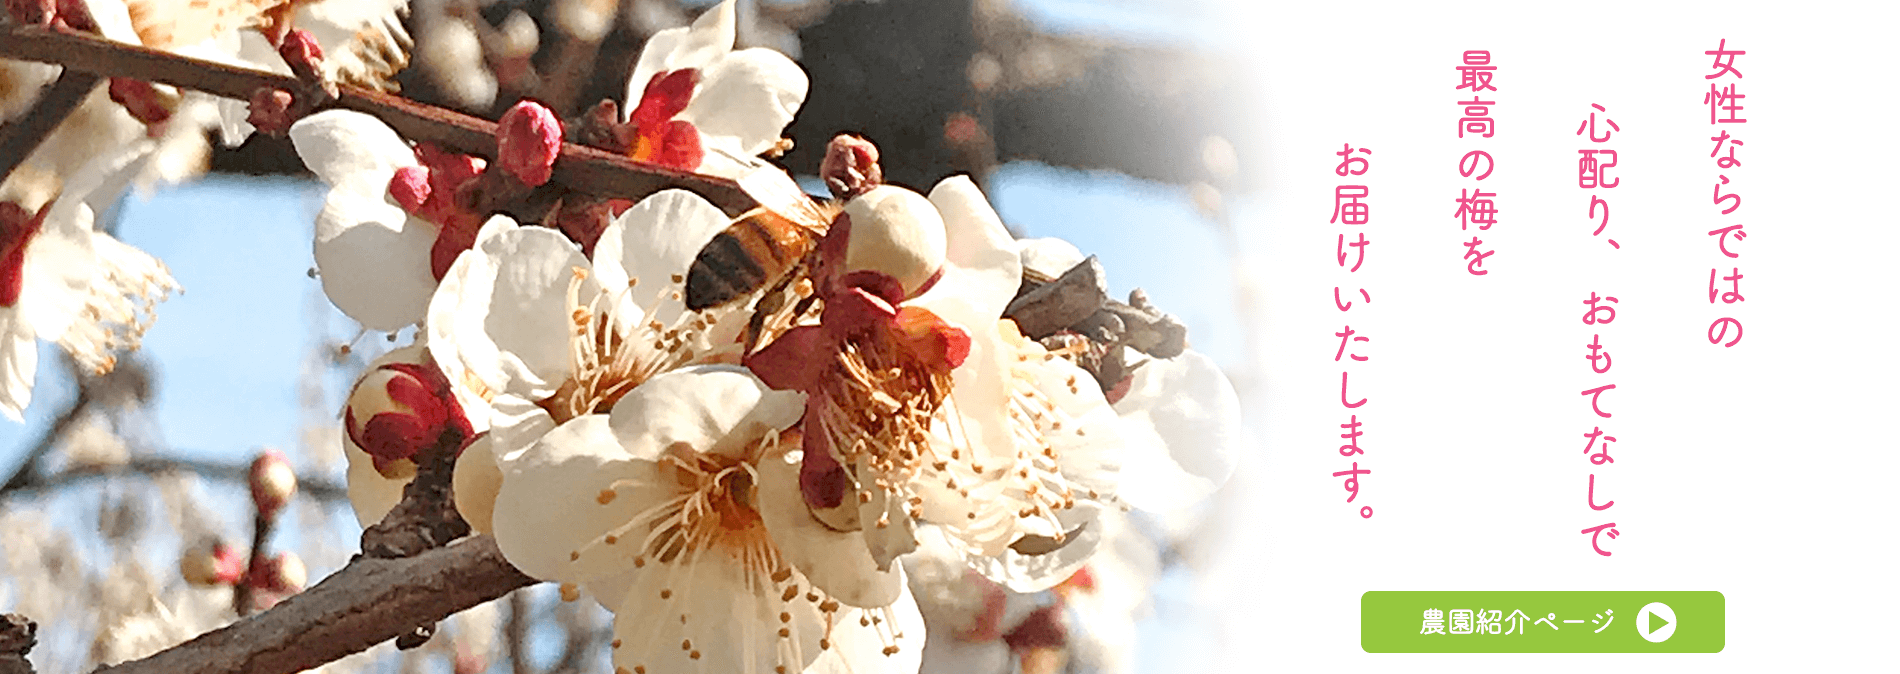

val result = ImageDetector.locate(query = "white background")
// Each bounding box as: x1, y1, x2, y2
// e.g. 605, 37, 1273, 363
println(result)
1205, 1, 1899, 670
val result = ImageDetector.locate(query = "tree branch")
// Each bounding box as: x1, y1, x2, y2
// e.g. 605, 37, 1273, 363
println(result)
0, 25, 759, 217
0, 68, 100, 188
0, 391, 91, 496
0, 456, 346, 502
95, 535, 535, 674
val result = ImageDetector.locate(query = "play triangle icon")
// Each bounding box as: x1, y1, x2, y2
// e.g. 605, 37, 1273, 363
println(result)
1648, 611, 1670, 633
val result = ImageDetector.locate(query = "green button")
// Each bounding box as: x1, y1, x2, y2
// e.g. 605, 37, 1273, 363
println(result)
1360, 591, 1724, 653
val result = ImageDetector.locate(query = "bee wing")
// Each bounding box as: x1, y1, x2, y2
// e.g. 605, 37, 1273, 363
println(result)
733, 162, 834, 234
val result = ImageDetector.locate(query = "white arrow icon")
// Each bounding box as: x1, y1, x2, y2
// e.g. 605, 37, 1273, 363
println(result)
1637, 602, 1676, 643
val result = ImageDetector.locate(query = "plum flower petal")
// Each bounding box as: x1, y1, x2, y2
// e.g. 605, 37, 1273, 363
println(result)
592, 189, 735, 332
343, 436, 410, 528
626, 0, 736, 95
757, 439, 903, 609
621, 0, 807, 175
292, 110, 438, 330
679, 49, 809, 159
488, 413, 655, 584
1110, 349, 1243, 519
428, 216, 592, 401
0, 184, 177, 419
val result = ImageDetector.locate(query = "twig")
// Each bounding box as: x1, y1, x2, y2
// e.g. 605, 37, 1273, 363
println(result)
0, 68, 101, 188
0, 391, 91, 496
0, 456, 346, 502
94, 536, 535, 674
231, 509, 275, 616
0, 25, 759, 216
503, 591, 530, 674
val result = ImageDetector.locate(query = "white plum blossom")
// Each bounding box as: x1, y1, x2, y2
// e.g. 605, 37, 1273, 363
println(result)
0, 160, 178, 421
746, 176, 1125, 593
1016, 237, 1243, 529
290, 110, 460, 331
486, 365, 925, 674
425, 190, 753, 462
618, 0, 808, 176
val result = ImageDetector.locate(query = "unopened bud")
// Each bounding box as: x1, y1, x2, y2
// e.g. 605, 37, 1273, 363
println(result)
345, 347, 474, 475
840, 186, 947, 300
822, 134, 882, 200
179, 541, 245, 587
246, 88, 297, 136
248, 450, 297, 517
496, 100, 563, 187
278, 29, 325, 83
108, 78, 177, 126
259, 551, 307, 592
388, 166, 432, 213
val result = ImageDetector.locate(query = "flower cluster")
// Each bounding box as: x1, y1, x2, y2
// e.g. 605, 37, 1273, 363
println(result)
0, 0, 419, 420
288, 1, 1242, 673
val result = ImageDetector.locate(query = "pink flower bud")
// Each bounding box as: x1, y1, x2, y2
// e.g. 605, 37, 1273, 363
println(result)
278, 29, 325, 82
179, 541, 245, 587
246, 88, 297, 136
496, 100, 563, 187
257, 552, 307, 593
822, 134, 883, 200
345, 352, 475, 476
108, 78, 176, 126
387, 166, 432, 213
415, 144, 487, 196
248, 450, 297, 517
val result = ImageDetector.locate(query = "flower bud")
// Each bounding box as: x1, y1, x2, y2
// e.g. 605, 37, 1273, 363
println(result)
259, 552, 307, 592
179, 541, 245, 587
108, 78, 178, 126
387, 166, 432, 213
840, 185, 947, 300
246, 88, 297, 136
496, 100, 563, 187
278, 29, 326, 83
248, 450, 297, 517
345, 347, 475, 476
821, 134, 882, 200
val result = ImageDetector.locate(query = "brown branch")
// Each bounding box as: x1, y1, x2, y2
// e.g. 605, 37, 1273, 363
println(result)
0, 456, 346, 502
0, 68, 100, 187
0, 390, 91, 496
0, 25, 759, 217
95, 536, 535, 674
0, 614, 35, 674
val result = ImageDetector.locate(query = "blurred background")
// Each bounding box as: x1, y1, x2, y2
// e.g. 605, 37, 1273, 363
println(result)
0, 0, 1267, 672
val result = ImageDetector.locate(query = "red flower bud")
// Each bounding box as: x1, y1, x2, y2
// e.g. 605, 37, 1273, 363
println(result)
387, 166, 432, 213
108, 78, 176, 126
246, 88, 297, 136
822, 133, 883, 200
496, 100, 563, 187
278, 29, 325, 82
345, 352, 475, 475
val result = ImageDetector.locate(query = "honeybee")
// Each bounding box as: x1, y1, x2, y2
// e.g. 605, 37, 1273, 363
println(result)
685, 165, 841, 312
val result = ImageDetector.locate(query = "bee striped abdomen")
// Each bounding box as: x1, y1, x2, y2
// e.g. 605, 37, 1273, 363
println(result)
685, 215, 816, 311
